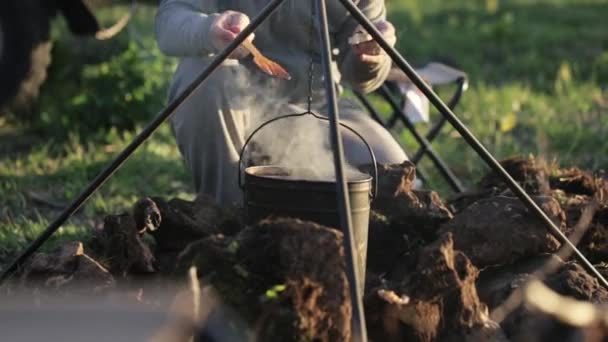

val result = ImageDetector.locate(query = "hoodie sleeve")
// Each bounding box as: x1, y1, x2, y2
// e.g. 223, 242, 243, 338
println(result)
155, 0, 221, 57
335, 0, 392, 94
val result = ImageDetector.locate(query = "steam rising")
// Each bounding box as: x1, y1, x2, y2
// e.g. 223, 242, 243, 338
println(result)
236, 67, 364, 182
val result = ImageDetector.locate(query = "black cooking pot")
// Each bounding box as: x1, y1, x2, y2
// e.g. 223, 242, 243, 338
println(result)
238, 112, 378, 292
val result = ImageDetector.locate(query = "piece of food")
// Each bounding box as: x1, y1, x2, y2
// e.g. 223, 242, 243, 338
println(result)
242, 40, 291, 80
348, 31, 373, 45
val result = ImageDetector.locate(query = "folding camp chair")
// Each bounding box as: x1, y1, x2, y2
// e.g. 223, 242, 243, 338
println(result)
353, 62, 468, 193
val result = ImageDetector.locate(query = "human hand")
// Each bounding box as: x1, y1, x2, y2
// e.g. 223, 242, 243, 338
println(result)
349, 20, 396, 64
209, 10, 254, 59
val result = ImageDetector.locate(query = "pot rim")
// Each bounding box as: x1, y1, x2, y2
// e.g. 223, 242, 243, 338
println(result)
244, 165, 372, 185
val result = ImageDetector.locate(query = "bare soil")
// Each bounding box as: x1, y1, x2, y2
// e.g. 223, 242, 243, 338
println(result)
7, 156, 608, 341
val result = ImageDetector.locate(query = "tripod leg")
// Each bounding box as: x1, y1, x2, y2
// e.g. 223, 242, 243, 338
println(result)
378, 86, 464, 193
352, 90, 431, 188
316, 0, 368, 340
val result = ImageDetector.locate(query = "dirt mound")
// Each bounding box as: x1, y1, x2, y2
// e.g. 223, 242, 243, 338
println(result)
478, 156, 551, 195
19, 241, 115, 294
439, 196, 564, 268
372, 161, 453, 240
477, 257, 608, 342
365, 233, 505, 342
177, 218, 351, 341
96, 213, 156, 275
10, 156, 608, 341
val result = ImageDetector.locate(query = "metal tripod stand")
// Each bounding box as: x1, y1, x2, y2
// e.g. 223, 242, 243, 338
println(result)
1, 1, 607, 341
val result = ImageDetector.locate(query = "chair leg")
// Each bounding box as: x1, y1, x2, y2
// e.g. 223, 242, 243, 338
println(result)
378, 85, 465, 193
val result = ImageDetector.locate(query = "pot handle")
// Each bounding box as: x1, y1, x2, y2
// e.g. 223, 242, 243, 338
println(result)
238, 112, 379, 198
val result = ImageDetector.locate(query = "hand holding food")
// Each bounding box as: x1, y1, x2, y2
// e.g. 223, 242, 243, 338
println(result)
349, 20, 396, 65
210, 10, 290, 79
210, 10, 254, 59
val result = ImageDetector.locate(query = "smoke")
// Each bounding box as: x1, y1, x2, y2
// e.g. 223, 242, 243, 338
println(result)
235, 67, 364, 182
255, 114, 339, 181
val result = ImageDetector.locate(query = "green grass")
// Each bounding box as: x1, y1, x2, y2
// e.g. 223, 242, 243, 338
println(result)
1, 0, 607, 269
384, 0, 608, 191
0, 121, 191, 265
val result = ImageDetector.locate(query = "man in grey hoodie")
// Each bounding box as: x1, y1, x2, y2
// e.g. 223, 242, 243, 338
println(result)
155, 0, 407, 206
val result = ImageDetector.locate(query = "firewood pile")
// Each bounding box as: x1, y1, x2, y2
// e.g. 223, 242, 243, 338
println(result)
6, 156, 608, 341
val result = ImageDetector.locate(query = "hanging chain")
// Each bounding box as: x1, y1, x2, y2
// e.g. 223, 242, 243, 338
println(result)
305, 0, 316, 113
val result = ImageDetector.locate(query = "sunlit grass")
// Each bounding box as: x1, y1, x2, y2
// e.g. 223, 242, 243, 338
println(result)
383, 0, 608, 193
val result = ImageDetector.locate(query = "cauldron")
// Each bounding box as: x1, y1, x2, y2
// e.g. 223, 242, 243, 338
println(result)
243, 165, 372, 288
239, 112, 378, 292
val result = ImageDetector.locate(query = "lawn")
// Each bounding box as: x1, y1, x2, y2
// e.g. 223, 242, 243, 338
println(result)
385, 0, 608, 189
1, 0, 607, 269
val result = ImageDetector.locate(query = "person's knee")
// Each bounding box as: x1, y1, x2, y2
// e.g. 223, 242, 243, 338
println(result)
372, 141, 408, 164
343, 135, 407, 166
340, 112, 408, 166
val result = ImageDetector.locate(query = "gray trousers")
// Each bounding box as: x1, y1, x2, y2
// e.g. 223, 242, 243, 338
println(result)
169, 61, 407, 206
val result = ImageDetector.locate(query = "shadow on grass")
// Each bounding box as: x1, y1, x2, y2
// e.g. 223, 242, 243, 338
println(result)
1, 146, 191, 213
